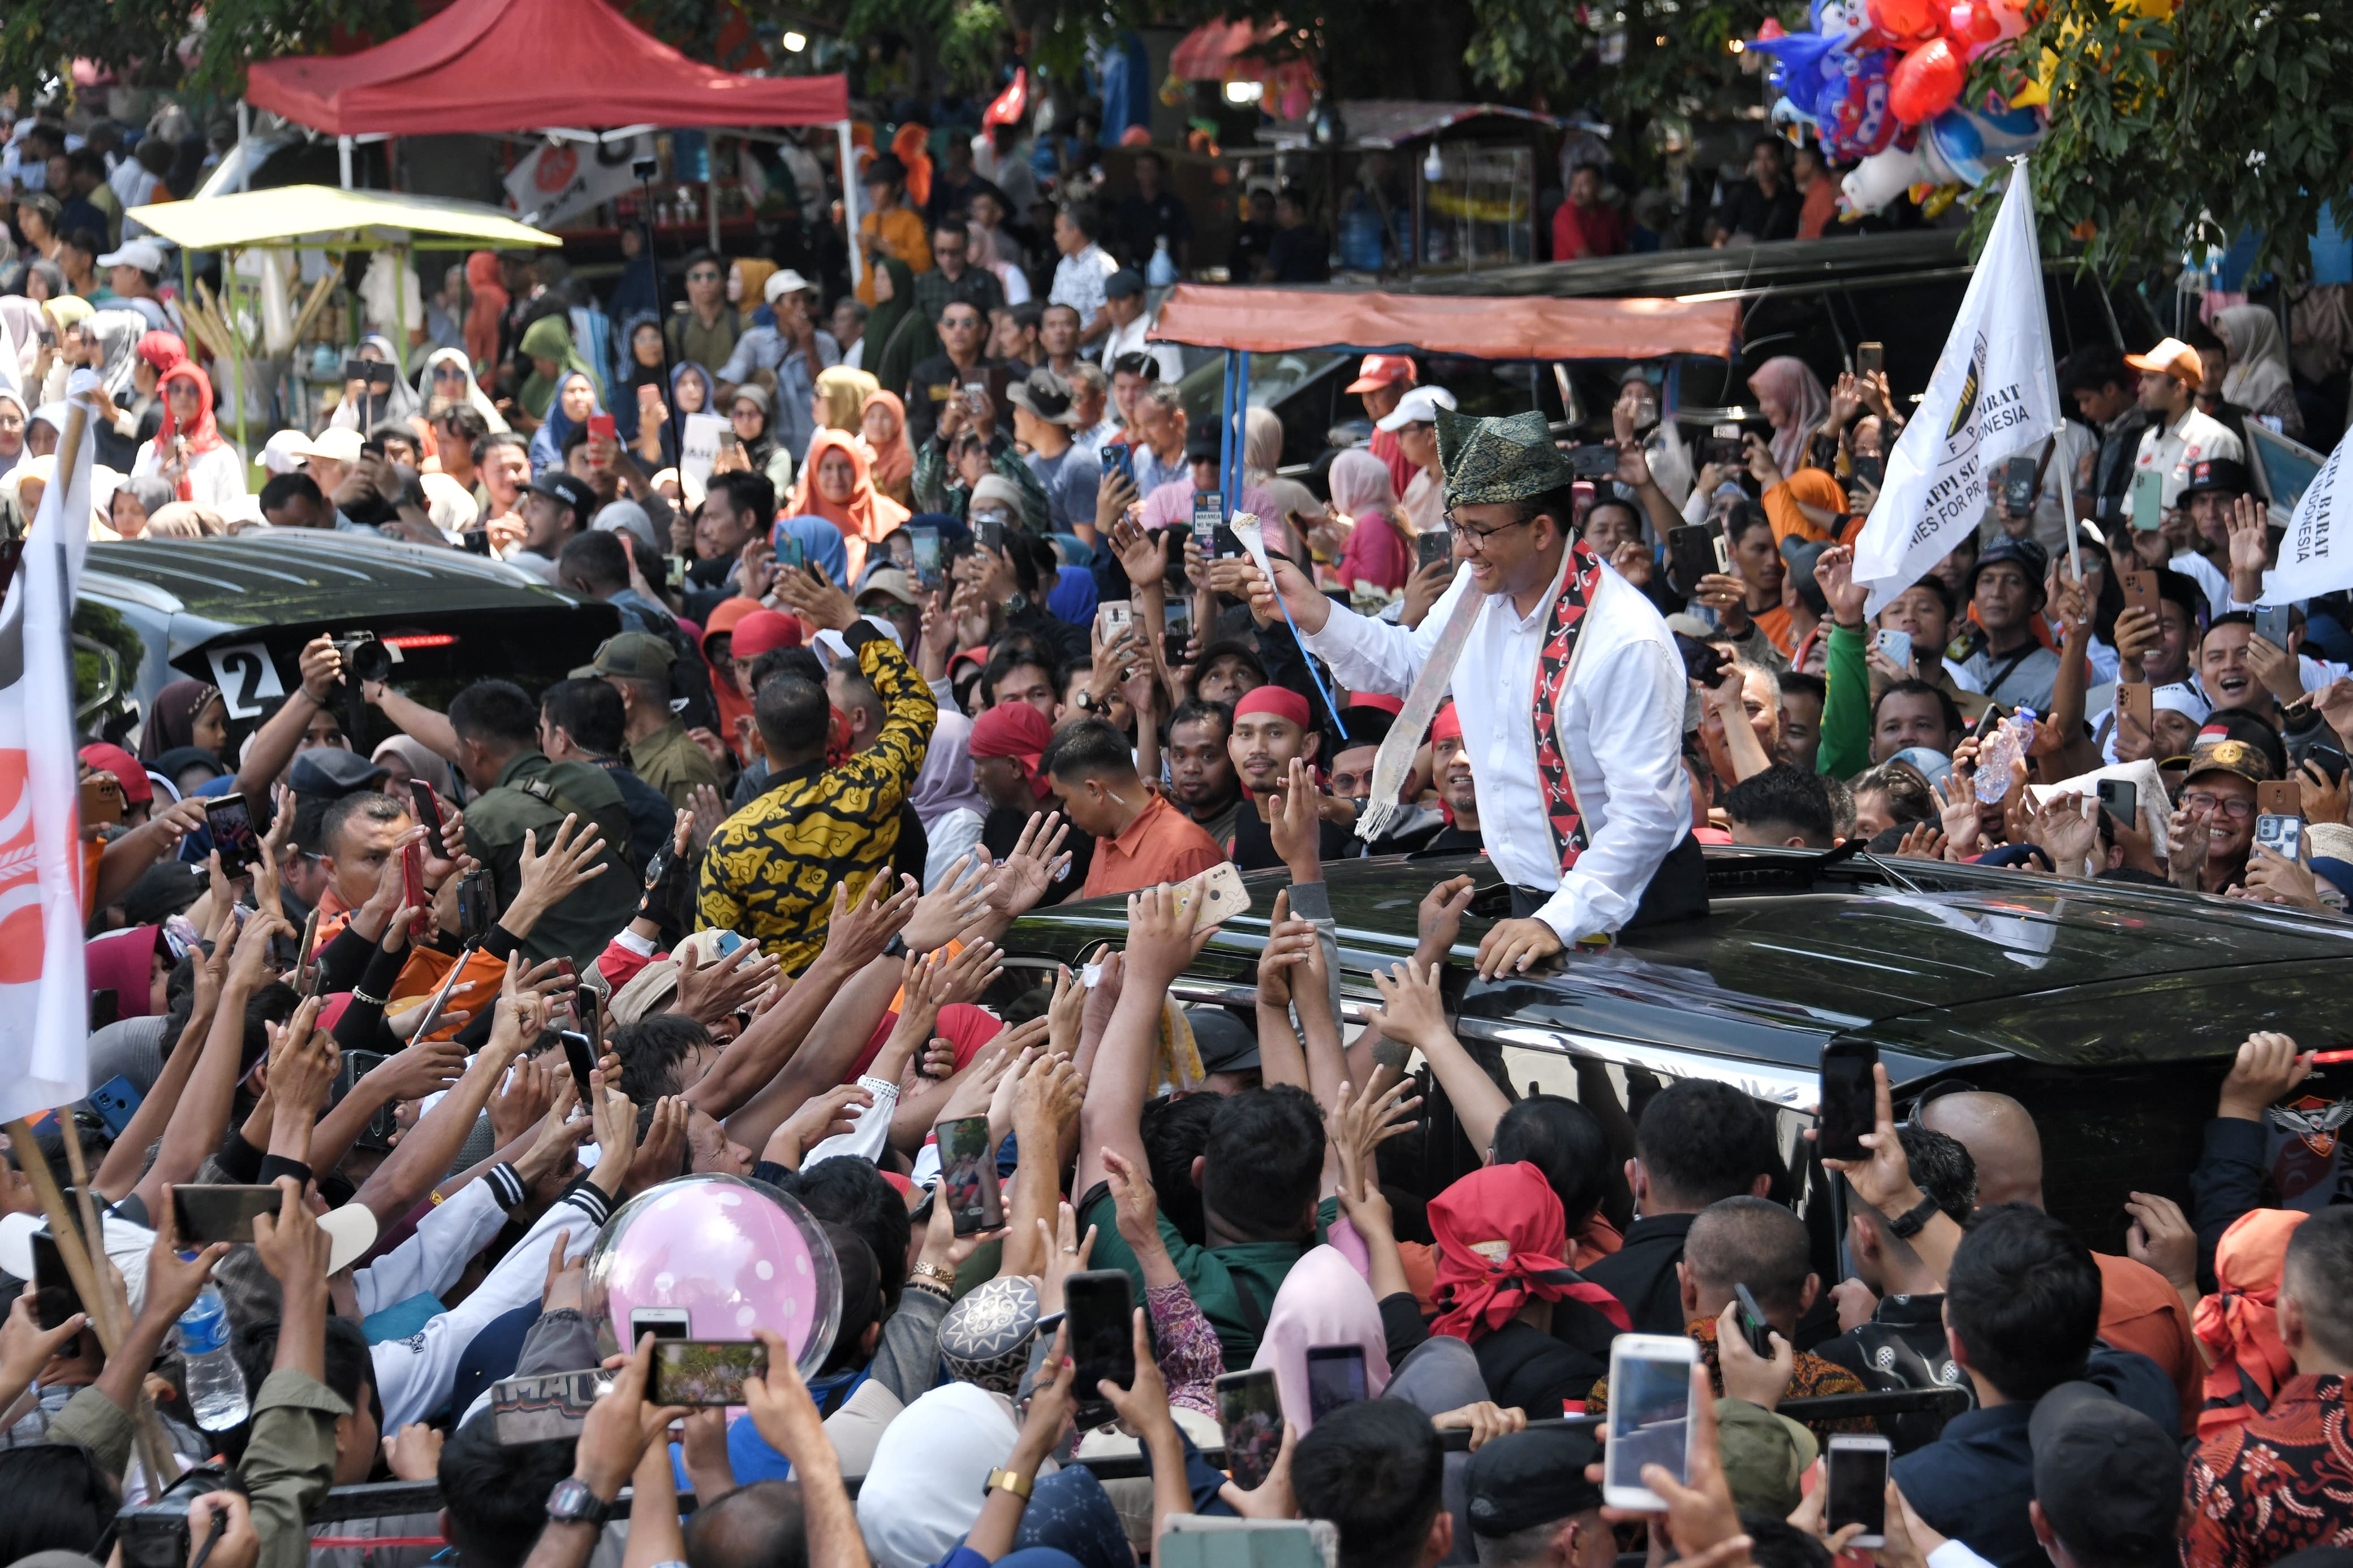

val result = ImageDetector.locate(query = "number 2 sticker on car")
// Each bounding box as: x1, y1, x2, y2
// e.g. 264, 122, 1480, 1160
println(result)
204, 642, 286, 719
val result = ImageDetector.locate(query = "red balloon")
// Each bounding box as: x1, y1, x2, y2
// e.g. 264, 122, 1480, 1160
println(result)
1868, 0, 1942, 42
1888, 37, 1966, 123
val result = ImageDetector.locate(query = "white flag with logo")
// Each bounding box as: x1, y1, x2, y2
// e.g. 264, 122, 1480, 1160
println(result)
0, 374, 102, 1124
2260, 423, 2353, 606
1854, 159, 2064, 616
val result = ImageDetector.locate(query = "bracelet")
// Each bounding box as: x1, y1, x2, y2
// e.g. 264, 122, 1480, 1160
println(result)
985, 1467, 1033, 1501
351, 986, 386, 1007
906, 1277, 953, 1302
911, 1260, 956, 1286
1887, 1191, 1943, 1239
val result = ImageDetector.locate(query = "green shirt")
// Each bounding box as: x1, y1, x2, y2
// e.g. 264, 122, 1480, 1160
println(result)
1817, 622, 1873, 781
462, 749, 643, 967
1077, 1188, 1337, 1368
627, 716, 725, 809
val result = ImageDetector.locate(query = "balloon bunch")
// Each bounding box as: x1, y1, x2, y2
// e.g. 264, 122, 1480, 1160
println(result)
1751, 0, 2054, 215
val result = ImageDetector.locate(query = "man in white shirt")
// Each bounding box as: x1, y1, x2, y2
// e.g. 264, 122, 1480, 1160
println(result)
1048, 202, 1120, 345
1247, 408, 1702, 976
2122, 336, 2242, 525
1097, 269, 1184, 384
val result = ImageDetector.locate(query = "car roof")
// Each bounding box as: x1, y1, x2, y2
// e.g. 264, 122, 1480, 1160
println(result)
1006, 848, 2353, 1087
81, 532, 585, 633
1398, 230, 1988, 302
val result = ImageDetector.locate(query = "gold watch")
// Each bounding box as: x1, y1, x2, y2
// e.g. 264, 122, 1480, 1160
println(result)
911, 1260, 956, 1287
985, 1466, 1033, 1500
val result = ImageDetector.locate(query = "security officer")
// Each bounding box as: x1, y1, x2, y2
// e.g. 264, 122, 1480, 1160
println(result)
450, 678, 640, 968
576, 632, 725, 811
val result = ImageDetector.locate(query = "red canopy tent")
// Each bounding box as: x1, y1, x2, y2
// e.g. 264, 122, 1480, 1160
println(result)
244, 0, 848, 135
1150, 284, 1739, 360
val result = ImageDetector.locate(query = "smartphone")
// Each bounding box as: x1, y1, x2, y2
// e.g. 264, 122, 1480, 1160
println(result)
974, 515, 1008, 554
1192, 491, 1225, 559
2253, 604, 2292, 650
1856, 342, 1884, 377
576, 984, 604, 1063
171, 1183, 286, 1245
1826, 1433, 1892, 1547
649, 1339, 768, 1407
294, 906, 323, 999
1874, 627, 1913, 671
88, 1074, 143, 1138
2255, 813, 2305, 862
409, 780, 446, 861
1066, 1269, 1137, 1425
1304, 1344, 1368, 1424
1849, 452, 1884, 490
559, 1029, 597, 1101
1100, 444, 1135, 485
79, 772, 124, 827
2097, 777, 2139, 824
493, 1370, 608, 1444
936, 1114, 1005, 1236
909, 524, 942, 586
457, 868, 493, 942
1816, 1040, 1878, 1163
1415, 529, 1453, 573
461, 528, 494, 556
2117, 682, 2154, 742
1666, 521, 1726, 596
341, 1050, 400, 1149
205, 792, 260, 879
1731, 1282, 1775, 1359
2116, 565, 2159, 620
1565, 443, 1618, 478
587, 413, 616, 444
401, 840, 425, 913
2001, 455, 2037, 513
31, 1230, 84, 1332
1704, 421, 1745, 471
1173, 860, 1251, 925
2257, 779, 2302, 819
2130, 468, 2167, 530
630, 1307, 692, 1342
1096, 599, 1135, 646
776, 533, 806, 572
89, 989, 119, 1030
1216, 1367, 1287, 1489
1160, 1517, 1340, 1568
1602, 1334, 1699, 1511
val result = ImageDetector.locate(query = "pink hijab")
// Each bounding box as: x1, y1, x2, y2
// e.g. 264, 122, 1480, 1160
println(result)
1749, 355, 1831, 476
1249, 1243, 1390, 1433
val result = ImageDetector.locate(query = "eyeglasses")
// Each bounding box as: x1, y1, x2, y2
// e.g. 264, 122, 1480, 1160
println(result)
687, 269, 721, 283
2181, 791, 2256, 820
431, 363, 467, 380
1442, 509, 1535, 555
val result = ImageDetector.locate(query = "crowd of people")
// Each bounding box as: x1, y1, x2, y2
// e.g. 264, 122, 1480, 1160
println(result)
13, 89, 2353, 1568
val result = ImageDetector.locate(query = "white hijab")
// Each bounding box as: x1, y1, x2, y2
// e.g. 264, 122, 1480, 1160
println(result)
2216, 304, 2294, 417
854, 1382, 1026, 1568
417, 344, 510, 433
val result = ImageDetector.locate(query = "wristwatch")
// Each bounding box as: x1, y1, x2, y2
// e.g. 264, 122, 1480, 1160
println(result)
1886, 1191, 1942, 1239
911, 1259, 956, 1288
546, 1478, 613, 1528
985, 1467, 1035, 1500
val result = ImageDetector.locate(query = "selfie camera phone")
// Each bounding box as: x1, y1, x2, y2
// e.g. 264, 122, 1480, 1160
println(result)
650, 1340, 768, 1407
88, 1074, 143, 1137
400, 840, 426, 913
2116, 566, 2159, 620
1816, 1039, 1878, 1163
1874, 628, 1913, 671
587, 413, 616, 444
1731, 1282, 1775, 1359
1827, 1434, 1892, 1547
79, 773, 124, 827
2001, 455, 2037, 513
1856, 342, 1884, 377
1173, 861, 1251, 926
171, 1183, 285, 1245
936, 1114, 1005, 1236
1159, 1518, 1340, 1568
2255, 814, 2305, 863
1304, 1344, 1368, 1425
1216, 1367, 1286, 1489
31, 1230, 84, 1332
409, 780, 446, 860
910, 524, 942, 587
1603, 1334, 1698, 1511
205, 792, 260, 879
457, 868, 493, 943
294, 906, 324, 999
776, 533, 807, 572
1849, 453, 1884, 490
2097, 777, 2139, 824
2253, 604, 2292, 650
630, 1307, 692, 1342
340, 1051, 400, 1150
1066, 1269, 1136, 1426
2131, 468, 2167, 530
559, 1029, 597, 1102
1666, 522, 1726, 597
1415, 529, 1453, 573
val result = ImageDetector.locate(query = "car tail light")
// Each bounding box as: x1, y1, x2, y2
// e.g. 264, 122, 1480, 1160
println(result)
382, 633, 458, 650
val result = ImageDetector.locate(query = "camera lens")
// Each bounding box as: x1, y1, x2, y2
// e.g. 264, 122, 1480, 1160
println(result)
347, 639, 394, 685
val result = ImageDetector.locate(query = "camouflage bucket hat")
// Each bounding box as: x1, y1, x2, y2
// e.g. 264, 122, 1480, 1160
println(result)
1436, 407, 1580, 509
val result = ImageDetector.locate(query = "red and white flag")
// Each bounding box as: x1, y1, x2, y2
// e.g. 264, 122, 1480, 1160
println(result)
0, 372, 104, 1123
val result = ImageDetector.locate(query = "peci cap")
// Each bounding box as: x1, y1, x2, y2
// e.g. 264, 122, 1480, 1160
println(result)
1375, 385, 1458, 432
1466, 1424, 1605, 1537
1103, 267, 1146, 300
2125, 337, 2204, 389
2029, 1382, 2183, 1563
288, 748, 390, 799
576, 630, 676, 681
2177, 456, 2252, 500
1345, 355, 1419, 394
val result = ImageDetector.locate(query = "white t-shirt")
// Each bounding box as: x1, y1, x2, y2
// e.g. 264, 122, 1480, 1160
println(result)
131, 439, 248, 509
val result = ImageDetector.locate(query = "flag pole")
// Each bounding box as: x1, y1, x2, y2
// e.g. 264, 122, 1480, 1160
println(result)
2015, 155, 2082, 590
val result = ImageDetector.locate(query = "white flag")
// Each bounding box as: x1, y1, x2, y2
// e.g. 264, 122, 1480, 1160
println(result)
1854, 159, 2064, 616
2260, 422, 2353, 606
0, 372, 103, 1124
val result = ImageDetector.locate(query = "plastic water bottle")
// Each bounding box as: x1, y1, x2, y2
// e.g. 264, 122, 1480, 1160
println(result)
177, 1284, 250, 1431
1147, 235, 1178, 288
1973, 707, 2037, 804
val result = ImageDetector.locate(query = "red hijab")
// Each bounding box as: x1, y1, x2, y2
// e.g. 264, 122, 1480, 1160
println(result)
136, 331, 187, 379
790, 427, 910, 583
1427, 1161, 1630, 1344
150, 364, 222, 501
464, 252, 509, 374
2196, 1208, 2308, 1440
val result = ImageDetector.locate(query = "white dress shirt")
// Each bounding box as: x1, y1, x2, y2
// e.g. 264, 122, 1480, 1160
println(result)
1301, 552, 1690, 941
2126, 406, 2242, 516
1100, 311, 1184, 385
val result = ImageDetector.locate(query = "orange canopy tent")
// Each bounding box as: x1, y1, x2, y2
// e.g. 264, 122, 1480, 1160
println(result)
1148, 283, 1739, 360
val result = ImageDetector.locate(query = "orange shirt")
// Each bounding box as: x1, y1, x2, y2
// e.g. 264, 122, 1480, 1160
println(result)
2093, 1249, 2204, 1432
1082, 791, 1226, 900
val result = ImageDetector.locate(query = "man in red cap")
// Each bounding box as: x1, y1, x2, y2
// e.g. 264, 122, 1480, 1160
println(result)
1045, 718, 1223, 898
1425, 702, 1484, 855
1226, 685, 1351, 872
78, 742, 156, 828
1347, 355, 1421, 499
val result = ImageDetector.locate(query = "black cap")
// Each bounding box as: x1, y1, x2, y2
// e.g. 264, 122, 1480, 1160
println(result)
1779, 536, 1833, 619
1104, 267, 1146, 300
1967, 535, 2049, 604
2177, 456, 2252, 500
1186, 1008, 1261, 1074
1196, 640, 1268, 684
528, 471, 597, 524
1467, 1424, 1605, 1537
2028, 1383, 2182, 1561
1186, 427, 1223, 462
287, 748, 390, 798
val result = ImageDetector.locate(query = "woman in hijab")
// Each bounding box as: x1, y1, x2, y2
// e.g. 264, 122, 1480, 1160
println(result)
527, 370, 601, 477
139, 679, 228, 763
698, 597, 762, 749
516, 313, 597, 428
892, 123, 936, 210
85, 925, 173, 1020
911, 709, 985, 887
2216, 303, 2303, 439
670, 360, 717, 425
2, 258, 67, 306
1253, 1244, 1392, 1433
0, 390, 24, 481
864, 257, 928, 401
725, 383, 796, 495
417, 345, 510, 434
854, 1381, 1024, 1568
128, 330, 187, 442
1748, 355, 1831, 477
1326, 446, 1412, 593
773, 513, 850, 587
2197, 1207, 2307, 1440
615, 314, 667, 455
329, 334, 424, 430
109, 474, 173, 538
815, 364, 881, 436
372, 734, 452, 797
863, 389, 915, 508
70, 308, 149, 468
134, 363, 243, 506
1, 295, 46, 385
463, 252, 508, 374
730, 258, 779, 330
790, 427, 910, 582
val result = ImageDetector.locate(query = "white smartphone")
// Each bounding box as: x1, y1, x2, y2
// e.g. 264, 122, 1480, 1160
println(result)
628, 1307, 691, 1344
1874, 627, 1913, 670
1097, 599, 1135, 641
1173, 860, 1251, 925
1826, 1433, 1893, 1549
1603, 1333, 1699, 1511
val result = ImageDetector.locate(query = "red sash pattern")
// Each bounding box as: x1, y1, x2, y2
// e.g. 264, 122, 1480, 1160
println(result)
1528, 540, 1608, 873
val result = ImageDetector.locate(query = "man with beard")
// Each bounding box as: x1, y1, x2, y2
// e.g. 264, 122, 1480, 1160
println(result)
1226, 686, 1352, 871
1167, 698, 1243, 847
1423, 703, 1484, 855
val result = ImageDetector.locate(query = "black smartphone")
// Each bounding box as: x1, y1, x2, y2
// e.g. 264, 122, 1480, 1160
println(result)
31, 1230, 83, 1332
408, 780, 446, 861
576, 985, 604, 1064
1415, 529, 1453, 573
559, 1029, 597, 1101
1217, 1368, 1286, 1489
2097, 777, 2139, 824
936, 1114, 1005, 1236
1305, 1344, 1368, 1423
1703, 421, 1746, 471
460, 529, 494, 556
341, 1050, 399, 1150
172, 1183, 285, 1245
89, 989, 119, 1030
1666, 521, 1727, 597
649, 1340, 768, 1407
205, 792, 260, 879
1999, 455, 2037, 515
1565, 443, 1619, 478
1849, 452, 1884, 490
294, 906, 323, 999
974, 515, 1007, 554
1817, 1039, 1878, 1163
456, 869, 493, 942
1732, 1282, 1775, 1359
1066, 1269, 1136, 1425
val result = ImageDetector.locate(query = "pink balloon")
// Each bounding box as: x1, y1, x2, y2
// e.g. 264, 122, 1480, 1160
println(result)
1889, 37, 1966, 123
583, 1175, 844, 1377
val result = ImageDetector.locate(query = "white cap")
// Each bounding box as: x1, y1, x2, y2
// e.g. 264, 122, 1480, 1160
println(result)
97, 239, 166, 274
1374, 385, 1458, 431
262, 428, 327, 475
764, 269, 816, 303
2153, 683, 2212, 723
310, 427, 365, 465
